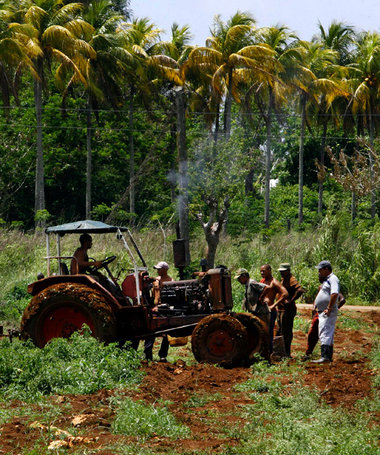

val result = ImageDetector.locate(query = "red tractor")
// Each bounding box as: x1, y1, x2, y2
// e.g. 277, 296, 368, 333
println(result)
21, 221, 269, 366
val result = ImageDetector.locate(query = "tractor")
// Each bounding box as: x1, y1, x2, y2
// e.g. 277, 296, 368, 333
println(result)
20, 220, 269, 367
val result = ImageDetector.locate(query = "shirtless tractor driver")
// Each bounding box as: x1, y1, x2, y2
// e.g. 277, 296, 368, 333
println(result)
70, 233, 102, 275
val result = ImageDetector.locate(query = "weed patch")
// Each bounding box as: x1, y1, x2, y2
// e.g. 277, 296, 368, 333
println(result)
111, 396, 190, 439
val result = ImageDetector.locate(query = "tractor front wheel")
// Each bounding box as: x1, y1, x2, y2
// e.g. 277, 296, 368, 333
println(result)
21, 283, 117, 347
191, 314, 248, 367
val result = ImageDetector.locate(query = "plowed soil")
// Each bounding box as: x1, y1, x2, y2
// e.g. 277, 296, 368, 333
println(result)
0, 307, 378, 454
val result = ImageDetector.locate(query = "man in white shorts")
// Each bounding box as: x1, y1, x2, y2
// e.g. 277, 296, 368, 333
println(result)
312, 260, 340, 363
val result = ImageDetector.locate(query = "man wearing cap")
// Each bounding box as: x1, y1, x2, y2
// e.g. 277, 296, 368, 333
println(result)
235, 268, 270, 325
312, 260, 340, 363
277, 263, 305, 357
144, 261, 173, 362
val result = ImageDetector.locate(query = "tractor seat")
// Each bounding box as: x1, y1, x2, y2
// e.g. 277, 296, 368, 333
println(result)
60, 263, 70, 275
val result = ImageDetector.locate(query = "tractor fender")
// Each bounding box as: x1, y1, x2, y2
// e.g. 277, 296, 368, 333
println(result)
27, 275, 122, 312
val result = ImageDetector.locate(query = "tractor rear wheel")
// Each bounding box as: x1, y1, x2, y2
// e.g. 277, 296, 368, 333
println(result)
21, 283, 117, 347
191, 314, 248, 367
234, 313, 270, 363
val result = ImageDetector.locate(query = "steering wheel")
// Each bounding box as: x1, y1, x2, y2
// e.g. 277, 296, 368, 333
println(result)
89, 255, 117, 273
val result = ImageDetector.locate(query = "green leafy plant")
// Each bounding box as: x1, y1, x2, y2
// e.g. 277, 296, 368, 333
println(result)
0, 328, 142, 401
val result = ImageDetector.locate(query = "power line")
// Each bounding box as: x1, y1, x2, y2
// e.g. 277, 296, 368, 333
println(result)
0, 123, 367, 141
0, 104, 379, 117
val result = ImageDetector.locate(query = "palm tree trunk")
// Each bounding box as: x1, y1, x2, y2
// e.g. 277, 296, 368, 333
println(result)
213, 103, 220, 144
33, 64, 45, 222
298, 96, 306, 225
264, 89, 273, 228
223, 69, 233, 140
318, 119, 328, 216
129, 86, 135, 216
175, 87, 190, 265
368, 104, 376, 219
85, 97, 92, 219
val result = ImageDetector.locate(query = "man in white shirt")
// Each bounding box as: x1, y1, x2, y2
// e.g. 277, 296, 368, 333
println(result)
312, 260, 340, 363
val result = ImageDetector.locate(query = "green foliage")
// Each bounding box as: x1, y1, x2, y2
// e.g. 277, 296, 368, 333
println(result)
111, 396, 190, 439
0, 329, 142, 401
34, 210, 51, 224
0, 282, 30, 326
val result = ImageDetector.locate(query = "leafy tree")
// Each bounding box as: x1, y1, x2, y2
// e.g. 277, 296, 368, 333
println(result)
189, 137, 250, 267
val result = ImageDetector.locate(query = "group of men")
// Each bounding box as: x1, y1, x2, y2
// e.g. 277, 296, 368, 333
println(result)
71, 233, 342, 364
235, 260, 342, 363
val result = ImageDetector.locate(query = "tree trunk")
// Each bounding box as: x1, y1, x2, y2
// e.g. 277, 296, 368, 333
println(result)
318, 119, 328, 216
33, 62, 45, 224
175, 87, 190, 265
85, 97, 92, 219
298, 96, 306, 225
368, 104, 376, 219
223, 69, 233, 140
264, 89, 273, 228
129, 86, 135, 216
213, 103, 220, 144
198, 198, 229, 269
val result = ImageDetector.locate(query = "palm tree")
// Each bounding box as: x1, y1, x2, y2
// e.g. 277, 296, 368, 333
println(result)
149, 22, 193, 265
347, 31, 380, 218
60, 0, 126, 218
315, 20, 355, 65
10, 0, 87, 224
253, 25, 297, 227
290, 40, 343, 225
116, 17, 162, 217
0, 2, 36, 110
314, 21, 355, 215
186, 11, 261, 140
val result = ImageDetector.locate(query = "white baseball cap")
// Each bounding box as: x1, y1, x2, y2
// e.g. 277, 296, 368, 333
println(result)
153, 261, 169, 270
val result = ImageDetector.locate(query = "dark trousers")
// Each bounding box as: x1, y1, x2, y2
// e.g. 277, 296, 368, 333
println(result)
269, 309, 277, 354
144, 335, 169, 361
305, 313, 319, 356
277, 307, 296, 357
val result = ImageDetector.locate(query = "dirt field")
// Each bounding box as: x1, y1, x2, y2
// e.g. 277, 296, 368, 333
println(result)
0, 307, 378, 454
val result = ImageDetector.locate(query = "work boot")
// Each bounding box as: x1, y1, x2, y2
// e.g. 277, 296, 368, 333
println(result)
311, 345, 331, 363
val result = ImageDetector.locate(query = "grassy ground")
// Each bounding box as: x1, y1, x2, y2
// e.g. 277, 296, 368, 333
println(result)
0, 309, 378, 454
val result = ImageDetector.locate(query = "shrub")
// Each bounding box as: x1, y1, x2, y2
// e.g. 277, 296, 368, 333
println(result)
0, 328, 142, 401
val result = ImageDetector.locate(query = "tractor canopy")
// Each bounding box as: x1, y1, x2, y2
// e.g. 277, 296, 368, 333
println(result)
46, 220, 129, 235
